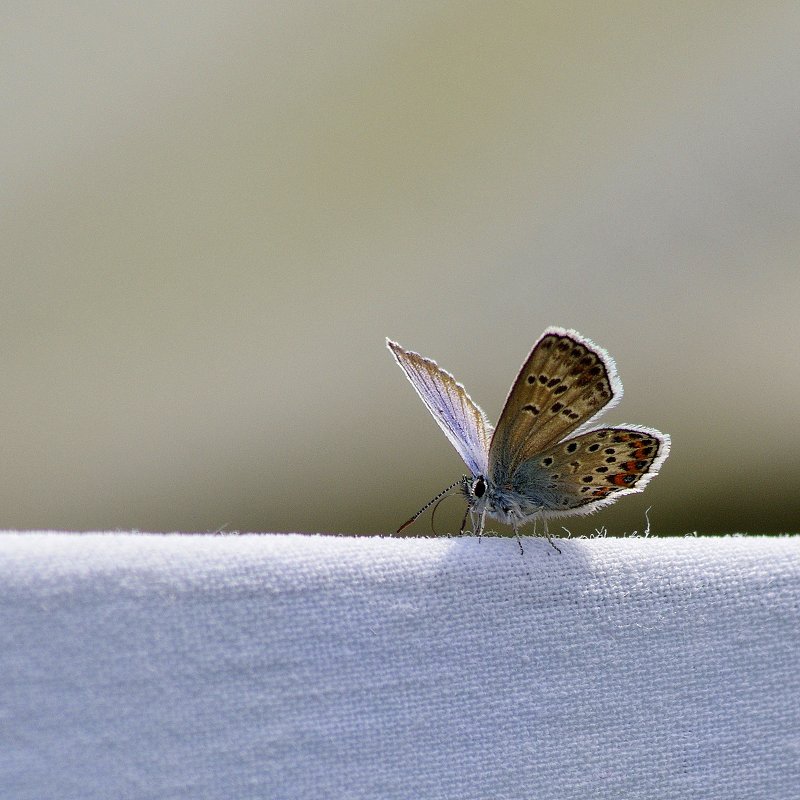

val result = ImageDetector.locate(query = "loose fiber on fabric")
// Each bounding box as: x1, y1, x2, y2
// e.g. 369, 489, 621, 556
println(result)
1, 533, 798, 799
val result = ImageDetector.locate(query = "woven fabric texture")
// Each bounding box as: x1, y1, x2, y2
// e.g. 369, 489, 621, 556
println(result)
1, 532, 798, 799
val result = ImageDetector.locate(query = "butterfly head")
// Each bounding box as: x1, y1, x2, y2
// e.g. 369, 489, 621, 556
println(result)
462, 474, 489, 512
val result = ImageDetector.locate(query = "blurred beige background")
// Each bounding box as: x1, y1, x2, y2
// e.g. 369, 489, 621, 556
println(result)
2, 3, 799, 536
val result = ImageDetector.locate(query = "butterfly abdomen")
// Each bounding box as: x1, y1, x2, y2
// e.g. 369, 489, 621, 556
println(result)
480, 465, 562, 526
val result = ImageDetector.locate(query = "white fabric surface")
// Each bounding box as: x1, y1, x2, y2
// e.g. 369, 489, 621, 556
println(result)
1, 532, 798, 800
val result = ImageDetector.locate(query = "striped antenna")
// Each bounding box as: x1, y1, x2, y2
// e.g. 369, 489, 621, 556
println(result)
395, 477, 467, 534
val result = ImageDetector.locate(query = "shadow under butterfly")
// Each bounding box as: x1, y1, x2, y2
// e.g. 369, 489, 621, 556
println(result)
388, 328, 670, 551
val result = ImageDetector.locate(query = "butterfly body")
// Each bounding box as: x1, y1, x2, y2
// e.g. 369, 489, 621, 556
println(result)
388, 328, 670, 536
461, 469, 560, 529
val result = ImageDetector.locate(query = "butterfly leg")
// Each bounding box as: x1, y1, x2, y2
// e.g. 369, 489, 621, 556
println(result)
478, 508, 486, 538
541, 515, 562, 554
466, 508, 481, 541
512, 524, 524, 556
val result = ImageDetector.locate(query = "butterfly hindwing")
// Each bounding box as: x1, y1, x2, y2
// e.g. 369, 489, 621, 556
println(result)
489, 328, 622, 481
513, 425, 670, 517
387, 339, 492, 476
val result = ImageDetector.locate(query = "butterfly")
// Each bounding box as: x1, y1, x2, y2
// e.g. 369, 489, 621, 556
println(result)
388, 328, 670, 540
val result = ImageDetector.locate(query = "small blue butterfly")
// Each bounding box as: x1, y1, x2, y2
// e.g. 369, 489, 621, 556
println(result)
388, 328, 670, 539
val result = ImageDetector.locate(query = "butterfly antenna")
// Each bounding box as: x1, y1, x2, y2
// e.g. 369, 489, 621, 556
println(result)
396, 477, 466, 534
430, 489, 464, 534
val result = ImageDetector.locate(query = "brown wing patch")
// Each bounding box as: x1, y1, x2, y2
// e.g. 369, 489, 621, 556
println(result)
489, 330, 619, 478
530, 428, 667, 512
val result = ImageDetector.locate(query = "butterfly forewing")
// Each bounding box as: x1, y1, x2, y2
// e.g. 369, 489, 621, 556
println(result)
516, 426, 670, 515
489, 328, 621, 480
387, 339, 492, 476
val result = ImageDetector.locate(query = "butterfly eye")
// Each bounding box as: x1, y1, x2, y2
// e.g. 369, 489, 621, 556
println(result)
472, 476, 487, 499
